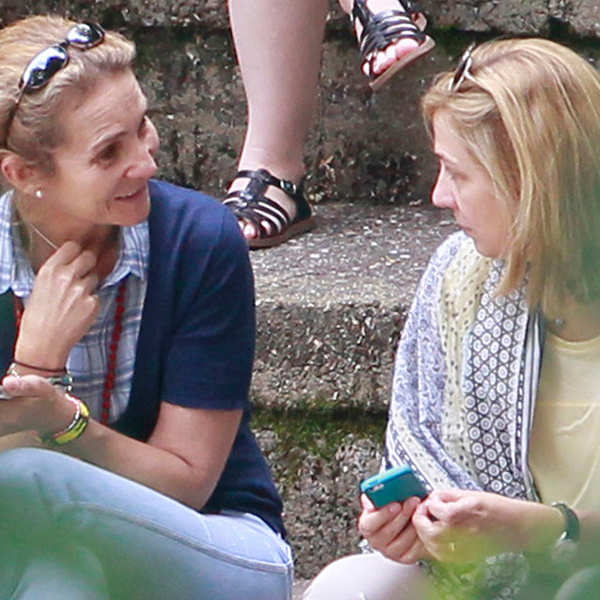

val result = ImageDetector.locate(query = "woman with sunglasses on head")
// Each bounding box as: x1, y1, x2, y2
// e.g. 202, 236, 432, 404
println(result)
305, 38, 600, 600
0, 14, 292, 600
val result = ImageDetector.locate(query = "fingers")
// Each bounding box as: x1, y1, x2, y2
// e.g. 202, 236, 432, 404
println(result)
43, 239, 81, 264
412, 500, 468, 562
385, 520, 420, 561
1, 374, 57, 399
41, 242, 97, 281
359, 496, 422, 559
15, 241, 101, 367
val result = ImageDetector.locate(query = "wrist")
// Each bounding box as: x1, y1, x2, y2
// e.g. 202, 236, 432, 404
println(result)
37, 394, 90, 447
521, 502, 564, 553
7, 363, 73, 393
549, 502, 580, 566
14, 341, 68, 374
10, 359, 66, 377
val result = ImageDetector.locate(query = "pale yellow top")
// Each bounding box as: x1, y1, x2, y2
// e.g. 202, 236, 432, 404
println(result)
529, 331, 600, 510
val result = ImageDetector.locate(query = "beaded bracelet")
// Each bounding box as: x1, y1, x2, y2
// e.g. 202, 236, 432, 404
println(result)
39, 394, 90, 447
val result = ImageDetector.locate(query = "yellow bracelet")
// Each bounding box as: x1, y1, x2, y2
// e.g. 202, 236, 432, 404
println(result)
40, 394, 90, 446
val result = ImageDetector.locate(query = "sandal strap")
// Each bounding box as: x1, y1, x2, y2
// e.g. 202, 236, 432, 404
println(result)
238, 168, 304, 204
351, 0, 426, 77
223, 168, 311, 238
225, 190, 291, 237
352, 0, 423, 28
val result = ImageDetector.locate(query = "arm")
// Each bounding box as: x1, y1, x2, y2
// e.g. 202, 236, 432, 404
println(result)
1, 374, 241, 509
2, 210, 254, 510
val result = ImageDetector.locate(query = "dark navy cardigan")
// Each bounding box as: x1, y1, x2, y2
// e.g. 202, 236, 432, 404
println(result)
0, 180, 284, 537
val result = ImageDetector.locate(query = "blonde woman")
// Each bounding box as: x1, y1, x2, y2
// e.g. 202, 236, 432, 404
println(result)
306, 38, 600, 600
0, 15, 291, 599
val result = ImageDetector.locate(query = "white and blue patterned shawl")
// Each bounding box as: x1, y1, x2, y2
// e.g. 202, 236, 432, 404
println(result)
385, 231, 545, 598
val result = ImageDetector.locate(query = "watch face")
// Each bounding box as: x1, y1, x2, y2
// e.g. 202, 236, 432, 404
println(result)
551, 538, 578, 565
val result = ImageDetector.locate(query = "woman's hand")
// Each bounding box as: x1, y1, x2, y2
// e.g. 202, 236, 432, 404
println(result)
0, 374, 76, 438
358, 493, 429, 564
412, 489, 563, 563
15, 241, 100, 370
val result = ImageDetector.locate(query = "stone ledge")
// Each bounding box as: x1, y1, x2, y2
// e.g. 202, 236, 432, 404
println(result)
251, 202, 457, 578
1, 1, 599, 38
251, 201, 458, 412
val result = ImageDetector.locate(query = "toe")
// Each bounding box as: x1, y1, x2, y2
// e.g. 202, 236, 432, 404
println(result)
373, 51, 388, 75
393, 37, 419, 59
241, 220, 259, 240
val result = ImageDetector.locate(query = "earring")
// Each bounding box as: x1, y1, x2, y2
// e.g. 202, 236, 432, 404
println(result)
35, 189, 43, 199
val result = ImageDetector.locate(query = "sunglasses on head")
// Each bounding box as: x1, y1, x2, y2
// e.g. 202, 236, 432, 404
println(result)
449, 42, 476, 92
4, 22, 105, 146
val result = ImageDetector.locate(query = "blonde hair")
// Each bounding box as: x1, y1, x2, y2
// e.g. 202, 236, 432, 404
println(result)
422, 38, 600, 315
0, 15, 135, 173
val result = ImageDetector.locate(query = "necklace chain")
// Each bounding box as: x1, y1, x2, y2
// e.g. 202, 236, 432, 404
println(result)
29, 223, 59, 250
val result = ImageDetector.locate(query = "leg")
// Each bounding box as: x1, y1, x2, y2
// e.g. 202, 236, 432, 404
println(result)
226, 0, 328, 245
12, 545, 109, 600
0, 448, 293, 600
304, 552, 432, 600
555, 567, 600, 600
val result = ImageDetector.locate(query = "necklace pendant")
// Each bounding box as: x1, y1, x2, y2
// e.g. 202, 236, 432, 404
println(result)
552, 317, 566, 329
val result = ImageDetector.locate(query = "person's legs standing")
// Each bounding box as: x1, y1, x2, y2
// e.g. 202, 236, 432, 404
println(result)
227, 0, 328, 241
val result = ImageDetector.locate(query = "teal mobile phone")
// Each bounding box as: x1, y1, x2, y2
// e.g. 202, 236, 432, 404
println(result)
360, 465, 427, 508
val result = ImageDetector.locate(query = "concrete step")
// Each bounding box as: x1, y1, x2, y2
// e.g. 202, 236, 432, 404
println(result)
251, 202, 457, 578
251, 201, 457, 412
293, 579, 311, 600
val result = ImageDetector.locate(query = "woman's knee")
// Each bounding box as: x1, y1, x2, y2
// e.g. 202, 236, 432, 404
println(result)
0, 448, 92, 529
304, 553, 427, 600
555, 566, 600, 600
0, 447, 74, 484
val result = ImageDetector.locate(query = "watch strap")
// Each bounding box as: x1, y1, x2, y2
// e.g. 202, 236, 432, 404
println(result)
552, 501, 580, 543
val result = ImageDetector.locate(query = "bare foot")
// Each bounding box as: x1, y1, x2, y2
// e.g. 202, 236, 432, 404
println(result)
226, 171, 300, 241
349, 0, 422, 77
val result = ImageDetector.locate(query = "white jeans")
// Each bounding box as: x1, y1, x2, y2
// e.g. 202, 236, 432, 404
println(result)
304, 552, 431, 600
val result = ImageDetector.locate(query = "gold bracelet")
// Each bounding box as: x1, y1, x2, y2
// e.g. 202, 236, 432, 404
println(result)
39, 394, 90, 446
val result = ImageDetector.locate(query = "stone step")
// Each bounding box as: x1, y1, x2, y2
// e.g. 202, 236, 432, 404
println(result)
293, 579, 311, 600
251, 202, 457, 578
251, 201, 457, 411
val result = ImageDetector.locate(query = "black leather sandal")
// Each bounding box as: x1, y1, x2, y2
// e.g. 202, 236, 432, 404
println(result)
223, 168, 316, 249
352, 0, 435, 91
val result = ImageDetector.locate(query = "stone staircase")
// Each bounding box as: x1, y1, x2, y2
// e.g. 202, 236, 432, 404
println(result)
2, 0, 600, 586
252, 201, 456, 579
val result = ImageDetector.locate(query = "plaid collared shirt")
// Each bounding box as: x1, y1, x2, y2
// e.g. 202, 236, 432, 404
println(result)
0, 191, 148, 423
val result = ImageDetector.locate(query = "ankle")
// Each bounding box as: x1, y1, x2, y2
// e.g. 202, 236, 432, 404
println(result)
237, 159, 305, 186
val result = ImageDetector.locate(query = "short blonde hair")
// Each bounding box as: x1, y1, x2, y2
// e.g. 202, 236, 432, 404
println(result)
0, 15, 135, 172
422, 38, 600, 315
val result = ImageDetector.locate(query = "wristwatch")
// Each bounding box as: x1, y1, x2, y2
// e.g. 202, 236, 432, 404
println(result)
550, 501, 580, 564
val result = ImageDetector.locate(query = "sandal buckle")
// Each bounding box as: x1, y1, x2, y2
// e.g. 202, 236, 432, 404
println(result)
280, 179, 296, 195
